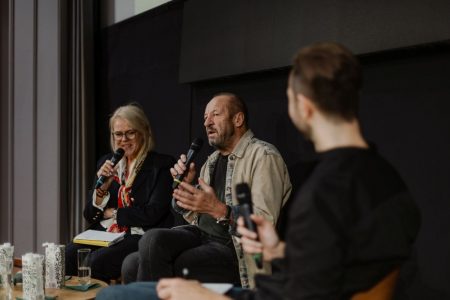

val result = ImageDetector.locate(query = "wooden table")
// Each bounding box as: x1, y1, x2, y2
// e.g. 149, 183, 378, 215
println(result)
13, 276, 108, 300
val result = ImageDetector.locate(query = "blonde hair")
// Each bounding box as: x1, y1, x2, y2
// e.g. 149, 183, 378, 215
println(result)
109, 103, 155, 155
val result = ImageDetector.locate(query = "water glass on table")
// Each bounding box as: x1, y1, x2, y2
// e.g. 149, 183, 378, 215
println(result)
77, 249, 91, 285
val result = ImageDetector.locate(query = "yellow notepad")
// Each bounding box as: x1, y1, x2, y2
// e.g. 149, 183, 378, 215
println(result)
73, 230, 125, 247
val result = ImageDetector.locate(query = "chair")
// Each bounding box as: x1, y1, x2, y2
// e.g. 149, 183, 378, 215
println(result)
351, 268, 400, 300
13, 258, 22, 274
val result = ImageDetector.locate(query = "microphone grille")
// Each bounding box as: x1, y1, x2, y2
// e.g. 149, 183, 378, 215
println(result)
236, 183, 251, 204
114, 148, 125, 159
191, 138, 204, 151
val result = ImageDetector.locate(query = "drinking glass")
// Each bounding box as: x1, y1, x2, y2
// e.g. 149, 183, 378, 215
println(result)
77, 248, 91, 285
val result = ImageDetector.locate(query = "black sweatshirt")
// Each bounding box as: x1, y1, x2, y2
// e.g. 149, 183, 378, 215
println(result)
234, 147, 420, 300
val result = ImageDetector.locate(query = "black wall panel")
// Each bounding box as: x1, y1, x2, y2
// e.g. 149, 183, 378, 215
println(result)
180, 0, 450, 82
359, 48, 450, 298
96, 1, 191, 160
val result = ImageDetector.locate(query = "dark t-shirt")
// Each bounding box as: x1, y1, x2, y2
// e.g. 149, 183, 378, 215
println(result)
198, 154, 231, 241
234, 147, 420, 300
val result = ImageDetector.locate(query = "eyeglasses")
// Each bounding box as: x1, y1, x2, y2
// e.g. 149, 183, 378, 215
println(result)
112, 130, 137, 140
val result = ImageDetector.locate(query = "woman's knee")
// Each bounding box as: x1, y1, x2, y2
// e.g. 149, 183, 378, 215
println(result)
65, 243, 80, 260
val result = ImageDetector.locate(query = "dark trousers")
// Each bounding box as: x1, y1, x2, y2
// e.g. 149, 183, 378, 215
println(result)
96, 281, 245, 300
134, 225, 241, 285
65, 234, 140, 282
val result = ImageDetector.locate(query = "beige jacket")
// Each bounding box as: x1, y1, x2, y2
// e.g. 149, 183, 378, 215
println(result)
183, 129, 292, 288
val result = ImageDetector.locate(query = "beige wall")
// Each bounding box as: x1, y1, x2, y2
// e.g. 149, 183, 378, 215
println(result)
0, 0, 63, 255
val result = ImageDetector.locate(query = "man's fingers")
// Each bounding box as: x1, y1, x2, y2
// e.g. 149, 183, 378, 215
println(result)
176, 200, 194, 211
241, 237, 263, 253
172, 190, 198, 211
178, 182, 197, 193
250, 214, 266, 225
173, 189, 194, 201
177, 158, 187, 169
156, 281, 171, 299
237, 224, 258, 240
174, 163, 185, 175
170, 167, 178, 177
197, 178, 213, 193
172, 188, 202, 212
237, 215, 260, 239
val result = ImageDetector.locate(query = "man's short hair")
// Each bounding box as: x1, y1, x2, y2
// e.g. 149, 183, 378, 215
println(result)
291, 42, 362, 121
213, 92, 249, 127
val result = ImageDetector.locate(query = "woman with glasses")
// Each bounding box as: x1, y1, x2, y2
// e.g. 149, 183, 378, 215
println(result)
65, 103, 175, 283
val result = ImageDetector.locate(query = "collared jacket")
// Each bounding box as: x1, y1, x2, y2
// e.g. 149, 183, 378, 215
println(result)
183, 130, 292, 288
84, 151, 176, 232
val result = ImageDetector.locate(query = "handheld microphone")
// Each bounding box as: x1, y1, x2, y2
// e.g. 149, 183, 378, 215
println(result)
172, 138, 203, 214
94, 148, 125, 189
236, 183, 263, 269
172, 138, 203, 189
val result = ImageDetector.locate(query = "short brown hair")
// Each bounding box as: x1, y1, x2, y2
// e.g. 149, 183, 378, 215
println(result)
291, 42, 362, 121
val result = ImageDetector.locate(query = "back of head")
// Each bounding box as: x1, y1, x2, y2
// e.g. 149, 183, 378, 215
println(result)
291, 42, 362, 121
109, 103, 155, 154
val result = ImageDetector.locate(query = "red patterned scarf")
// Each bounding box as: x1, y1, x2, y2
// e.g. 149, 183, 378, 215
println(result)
107, 152, 147, 233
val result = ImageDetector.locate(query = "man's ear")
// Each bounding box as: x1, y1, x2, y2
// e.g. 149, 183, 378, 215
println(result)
233, 112, 245, 128
298, 94, 315, 120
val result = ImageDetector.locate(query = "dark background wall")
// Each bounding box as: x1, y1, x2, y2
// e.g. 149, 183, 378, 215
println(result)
180, 0, 450, 82
97, 1, 191, 160
97, 1, 450, 298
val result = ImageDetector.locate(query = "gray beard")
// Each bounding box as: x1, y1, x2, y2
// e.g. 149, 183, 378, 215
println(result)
208, 139, 225, 150
208, 132, 234, 151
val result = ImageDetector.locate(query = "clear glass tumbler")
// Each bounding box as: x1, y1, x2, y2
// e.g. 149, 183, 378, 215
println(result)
77, 248, 91, 285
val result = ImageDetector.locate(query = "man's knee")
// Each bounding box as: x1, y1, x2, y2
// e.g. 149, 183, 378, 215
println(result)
122, 251, 139, 284
139, 228, 171, 255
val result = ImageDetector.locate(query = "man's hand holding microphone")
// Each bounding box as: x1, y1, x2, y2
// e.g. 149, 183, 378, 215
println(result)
170, 138, 229, 220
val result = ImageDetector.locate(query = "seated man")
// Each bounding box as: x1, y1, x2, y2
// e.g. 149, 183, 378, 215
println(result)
98, 42, 420, 300
120, 92, 292, 288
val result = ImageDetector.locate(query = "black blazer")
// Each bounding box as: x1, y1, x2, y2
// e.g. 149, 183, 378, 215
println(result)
84, 151, 176, 232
